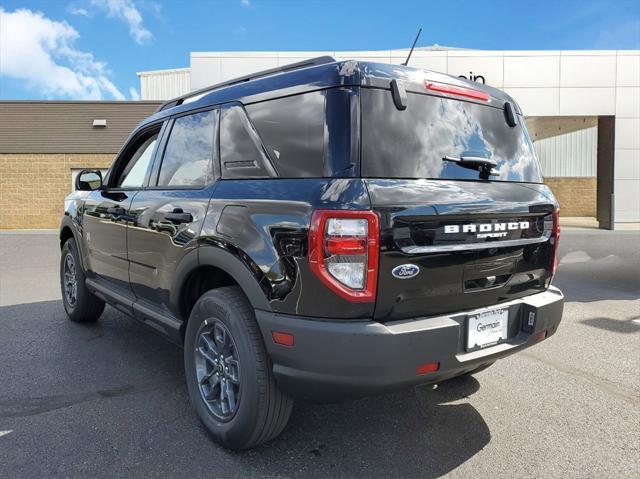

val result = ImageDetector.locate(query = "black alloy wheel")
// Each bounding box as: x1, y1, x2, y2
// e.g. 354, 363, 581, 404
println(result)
62, 252, 78, 306
194, 319, 242, 421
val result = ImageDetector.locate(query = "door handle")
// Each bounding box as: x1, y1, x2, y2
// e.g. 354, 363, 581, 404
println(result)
163, 208, 193, 224
107, 207, 126, 215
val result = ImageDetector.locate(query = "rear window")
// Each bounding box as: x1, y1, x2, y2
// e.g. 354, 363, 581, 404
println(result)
361, 88, 543, 183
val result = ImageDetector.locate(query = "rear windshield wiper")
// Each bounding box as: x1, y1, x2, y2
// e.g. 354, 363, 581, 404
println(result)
442, 155, 500, 180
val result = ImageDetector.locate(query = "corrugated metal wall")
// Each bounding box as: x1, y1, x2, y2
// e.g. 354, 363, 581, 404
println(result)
138, 68, 190, 101
534, 126, 598, 177
0, 101, 161, 153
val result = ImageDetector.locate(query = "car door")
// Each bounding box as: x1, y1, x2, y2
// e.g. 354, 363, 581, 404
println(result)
127, 109, 218, 315
82, 123, 163, 293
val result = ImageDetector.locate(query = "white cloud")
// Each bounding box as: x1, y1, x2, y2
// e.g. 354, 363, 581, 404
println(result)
90, 0, 152, 44
129, 86, 140, 100
68, 6, 91, 17
0, 8, 125, 100
240, 0, 251, 7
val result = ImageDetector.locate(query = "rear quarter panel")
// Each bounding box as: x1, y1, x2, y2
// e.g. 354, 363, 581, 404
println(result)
199, 178, 374, 319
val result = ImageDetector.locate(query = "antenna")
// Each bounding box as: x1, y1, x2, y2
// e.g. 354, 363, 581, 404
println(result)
403, 27, 422, 66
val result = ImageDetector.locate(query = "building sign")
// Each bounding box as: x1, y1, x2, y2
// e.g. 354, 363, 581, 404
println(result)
458, 72, 486, 84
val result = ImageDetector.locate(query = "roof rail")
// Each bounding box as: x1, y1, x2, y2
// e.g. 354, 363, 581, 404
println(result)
156, 55, 337, 112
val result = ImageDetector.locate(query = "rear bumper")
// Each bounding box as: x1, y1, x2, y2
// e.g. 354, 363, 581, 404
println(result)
255, 286, 564, 401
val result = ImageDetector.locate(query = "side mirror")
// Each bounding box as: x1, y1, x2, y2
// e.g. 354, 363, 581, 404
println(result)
75, 170, 103, 191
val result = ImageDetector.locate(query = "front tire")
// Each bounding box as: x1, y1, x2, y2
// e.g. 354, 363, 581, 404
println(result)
60, 237, 105, 322
184, 287, 293, 450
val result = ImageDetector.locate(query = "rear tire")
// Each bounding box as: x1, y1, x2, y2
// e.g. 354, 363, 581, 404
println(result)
60, 238, 105, 323
184, 286, 293, 450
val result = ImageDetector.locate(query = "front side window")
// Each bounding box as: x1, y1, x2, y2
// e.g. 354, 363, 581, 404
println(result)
117, 132, 159, 188
157, 110, 215, 187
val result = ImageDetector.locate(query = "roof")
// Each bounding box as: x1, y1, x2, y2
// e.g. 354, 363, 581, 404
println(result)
139, 58, 515, 129
0, 101, 162, 154
156, 56, 337, 111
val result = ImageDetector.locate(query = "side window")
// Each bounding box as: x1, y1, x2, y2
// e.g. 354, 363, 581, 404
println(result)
157, 110, 215, 187
117, 130, 160, 188
246, 92, 325, 178
220, 104, 276, 179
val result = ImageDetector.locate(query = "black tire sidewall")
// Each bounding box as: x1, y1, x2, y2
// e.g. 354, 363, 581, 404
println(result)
60, 239, 81, 317
184, 290, 265, 449
60, 237, 103, 322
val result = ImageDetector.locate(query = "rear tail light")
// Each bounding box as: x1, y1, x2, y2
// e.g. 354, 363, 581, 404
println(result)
309, 210, 379, 302
550, 209, 560, 278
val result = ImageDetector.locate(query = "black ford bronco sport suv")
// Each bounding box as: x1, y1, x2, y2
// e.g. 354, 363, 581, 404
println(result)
60, 57, 563, 450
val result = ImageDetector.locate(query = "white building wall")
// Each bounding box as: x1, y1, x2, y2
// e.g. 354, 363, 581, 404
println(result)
141, 48, 640, 226
613, 52, 640, 223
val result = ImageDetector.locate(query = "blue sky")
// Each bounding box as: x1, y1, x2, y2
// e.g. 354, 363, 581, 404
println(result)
1, 0, 639, 100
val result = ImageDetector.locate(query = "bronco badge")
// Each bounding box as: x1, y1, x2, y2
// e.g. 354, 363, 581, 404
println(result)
392, 264, 420, 279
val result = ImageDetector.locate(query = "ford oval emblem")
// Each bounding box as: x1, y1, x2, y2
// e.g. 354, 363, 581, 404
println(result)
392, 264, 420, 279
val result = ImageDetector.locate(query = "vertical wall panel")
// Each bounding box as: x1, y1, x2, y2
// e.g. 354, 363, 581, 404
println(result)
534, 126, 597, 177
139, 68, 191, 100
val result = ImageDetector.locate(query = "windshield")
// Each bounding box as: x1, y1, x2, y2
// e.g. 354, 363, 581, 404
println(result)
361, 88, 543, 183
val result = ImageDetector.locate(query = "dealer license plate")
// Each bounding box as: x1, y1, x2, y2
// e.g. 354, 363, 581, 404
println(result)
467, 308, 508, 350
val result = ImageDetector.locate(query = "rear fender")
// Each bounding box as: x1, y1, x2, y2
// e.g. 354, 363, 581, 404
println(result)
170, 245, 272, 320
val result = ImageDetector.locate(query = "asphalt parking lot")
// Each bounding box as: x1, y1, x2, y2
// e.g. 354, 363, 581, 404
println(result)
0, 229, 638, 478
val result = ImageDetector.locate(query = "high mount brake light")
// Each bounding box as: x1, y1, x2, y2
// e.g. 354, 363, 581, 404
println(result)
308, 210, 379, 302
424, 81, 490, 102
